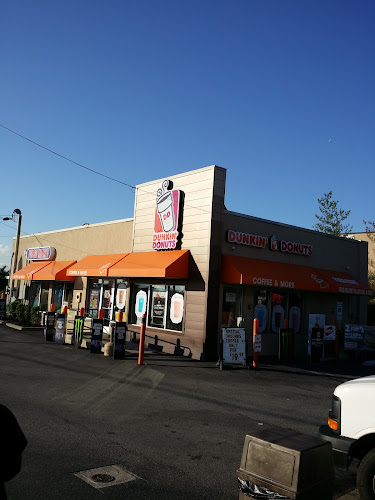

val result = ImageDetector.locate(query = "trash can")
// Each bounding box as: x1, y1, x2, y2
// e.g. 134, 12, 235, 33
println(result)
237, 427, 334, 500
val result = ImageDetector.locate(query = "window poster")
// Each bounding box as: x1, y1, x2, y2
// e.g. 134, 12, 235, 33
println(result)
151, 290, 166, 326
116, 286, 126, 310
135, 290, 147, 318
89, 289, 100, 310
170, 293, 184, 324
254, 304, 267, 333
289, 306, 301, 334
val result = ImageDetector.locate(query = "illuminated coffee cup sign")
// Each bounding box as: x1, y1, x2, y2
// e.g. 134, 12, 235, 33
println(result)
153, 180, 181, 250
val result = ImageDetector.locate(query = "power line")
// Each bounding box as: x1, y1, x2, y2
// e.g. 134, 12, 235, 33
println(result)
0, 124, 136, 190
0, 123, 215, 220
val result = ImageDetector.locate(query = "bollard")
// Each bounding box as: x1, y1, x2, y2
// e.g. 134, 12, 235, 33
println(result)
253, 318, 259, 368
138, 314, 146, 365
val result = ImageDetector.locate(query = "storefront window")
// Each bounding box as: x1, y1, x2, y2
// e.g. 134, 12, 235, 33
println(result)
29, 282, 41, 307
288, 292, 302, 333
130, 284, 185, 332
149, 285, 167, 327
53, 283, 64, 311
64, 283, 74, 309
40, 283, 49, 311
221, 286, 242, 328
88, 281, 101, 318
271, 292, 287, 333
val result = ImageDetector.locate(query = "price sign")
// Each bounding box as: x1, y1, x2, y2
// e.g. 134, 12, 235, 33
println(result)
253, 333, 262, 353
222, 328, 246, 365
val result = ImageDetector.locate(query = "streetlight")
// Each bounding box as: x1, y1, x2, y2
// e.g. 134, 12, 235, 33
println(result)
2, 209, 22, 297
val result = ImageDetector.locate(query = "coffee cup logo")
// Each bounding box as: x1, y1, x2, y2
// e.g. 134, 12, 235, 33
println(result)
153, 180, 181, 250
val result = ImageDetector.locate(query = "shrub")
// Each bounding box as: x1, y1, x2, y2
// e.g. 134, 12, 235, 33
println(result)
15, 303, 32, 325
31, 306, 41, 326
7, 300, 19, 322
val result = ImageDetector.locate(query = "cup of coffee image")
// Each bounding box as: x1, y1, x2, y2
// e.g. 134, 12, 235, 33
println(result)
157, 191, 175, 232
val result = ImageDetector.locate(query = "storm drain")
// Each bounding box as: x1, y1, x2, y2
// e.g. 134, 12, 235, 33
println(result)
74, 465, 138, 489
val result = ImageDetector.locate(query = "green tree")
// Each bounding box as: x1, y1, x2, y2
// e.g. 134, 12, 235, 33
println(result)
313, 191, 353, 236
0, 265, 9, 294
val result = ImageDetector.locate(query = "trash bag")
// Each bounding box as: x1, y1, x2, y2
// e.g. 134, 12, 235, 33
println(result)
238, 478, 292, 500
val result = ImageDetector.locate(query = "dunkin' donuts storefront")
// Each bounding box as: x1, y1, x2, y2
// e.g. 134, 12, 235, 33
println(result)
9, 165, 372, 361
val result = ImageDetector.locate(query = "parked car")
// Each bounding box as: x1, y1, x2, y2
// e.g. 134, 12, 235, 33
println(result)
319, 375, 375, 499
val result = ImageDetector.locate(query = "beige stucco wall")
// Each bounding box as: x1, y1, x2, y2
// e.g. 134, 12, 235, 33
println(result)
132, 165, 226, 359
348, 232, 375, 274
10, 219, 134, 310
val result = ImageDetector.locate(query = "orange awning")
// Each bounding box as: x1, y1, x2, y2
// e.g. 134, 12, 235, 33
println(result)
67, 254, 128, 277
108, 250, 189, 278
13, 261, 51, 280
318, 269, 373, 297
221, 254, 373, 296
32, 261, 77, 281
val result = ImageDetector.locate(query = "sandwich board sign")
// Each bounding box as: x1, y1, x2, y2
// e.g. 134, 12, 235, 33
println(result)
221, 328, 246, 367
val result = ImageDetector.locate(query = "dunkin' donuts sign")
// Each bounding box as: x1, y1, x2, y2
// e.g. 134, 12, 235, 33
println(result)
227, 230, 313, 256
153, 180, 181, 250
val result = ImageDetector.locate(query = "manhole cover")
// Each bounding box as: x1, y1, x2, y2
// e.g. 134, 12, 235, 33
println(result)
91, 473, 115, 483
74, 465, 139, 489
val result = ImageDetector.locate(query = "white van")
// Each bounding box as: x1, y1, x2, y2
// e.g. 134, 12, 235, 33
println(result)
319, 375, 375, 499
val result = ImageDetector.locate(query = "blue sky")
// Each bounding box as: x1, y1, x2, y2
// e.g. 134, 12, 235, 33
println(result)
1, 0, 374, 267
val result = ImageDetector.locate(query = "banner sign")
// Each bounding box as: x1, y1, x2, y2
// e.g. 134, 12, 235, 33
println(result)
73, 316, 85, 348
44, 312, 55, 342
344, 324, 375, 351
0, 298, 6, 320
90, 318, 103, 354
114, 322, 127, 360
55, 314, 66, 344
222, 328, 246, 365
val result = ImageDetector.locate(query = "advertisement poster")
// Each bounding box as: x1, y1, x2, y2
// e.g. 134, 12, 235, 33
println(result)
222, 328, 246, 365
288, 306, 301, 334
151, 290, 166, 326
170, 293, 184, 325
44, 312, 55, 342
114, 322, 127, 360
55, 314, 66, 344
135, 290, 147, 320
90, 318, 103, 354
254, 304, 267, 333
324, 325, 336, 341
271, 305, 285, 333
0, 298, 6, 320
116, 285, 126, 310
344, 324, 375, 351
73, 316, 85, 348
308, 314, 325, 356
